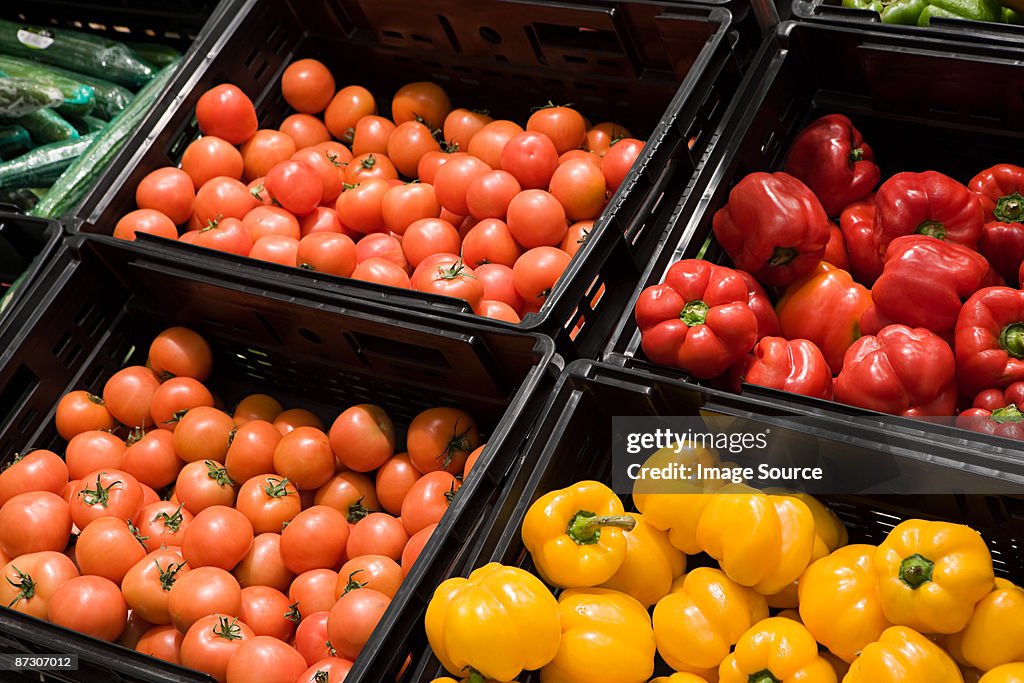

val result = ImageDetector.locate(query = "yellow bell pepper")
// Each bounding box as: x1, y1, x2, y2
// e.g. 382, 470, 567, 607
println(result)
843, 626, 963, 682
650, 675, 712, 683
425, 563, 560, 681
821, 652, 849, 681
873, 520, 995, 634
719, 616, 836, 683
980, 664, 1024, 683
430, 678, 513, 683
541, 587, 655, 683
799, 544, 892, 663
943, 578, 1024, 671
696, 493, 816, 595
599, 512, 686, 607
522, 481, 635, 588
653, 567, 769, 674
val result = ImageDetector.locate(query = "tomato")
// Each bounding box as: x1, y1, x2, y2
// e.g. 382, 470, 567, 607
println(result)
464, 444, 485, 478
315, 471, 380, 522
292, 148, 345, 203
233, 532, 293, 593
350, 115, 395, 157
335, 178, 389, 234
391, 81, 451, 130
168, 567, 243, 633
560, 219, 593, 258
102, 366, 160, 428
196, 85, 258, 145
474, 263, 526, 315
136, 501, 193, 552
272, 427, 335, 490
344, 153, 398, 183
401, 471, 459, 536
315, 140, 354, 172
329, 404, 395, 473
476, 299, 521, 322
354, 233, 407, 269
139, 482, 161, 510
238, 586, 295, 641
467, 120, 523, 169
280, 506, 349, 574
47, 575, 127, 641
181, 505, 254, 570
273, 408, 325, 435
293, 611, 333, 666
513, 245, 571, 307
444, 108, 493, 150
114, 208, 178, 242
289, 569, 338, 619
150, 377, 215, 431
193, 217, 253, 257
182, 136, 244, 188
500, 131, 559, 190
249, 234, 298, 265
0, 450, 68, 507
299, 206, 344, 236
280, 113, 331, 150
296, 232, 357, 277
324, 86, 376, 142
122, 548, 189, 624
407, 406, 480, 475
236, 475, 301, 534
0, 551, 77, 619
527, 105, 586, 155
337, 555, 402, 599
387, 121, 440, 178
180, 613, 254, 683
433, 154, 491, 217
234, 394, 284, 425
69, 470, 143, 528
506, 189, 568, 248
66, 431, 125, 480
465, 169, 520, 221
401, 523, 437, 578
461, 218, 522, 269
73, 515, 145, 583
243, 205, 301, 241
417, 149, 456, 185
559, 148, 602, 167
266, 160, 322, 215
121, 429, 182, 489
411, 253, 484, 307
374, 454, 420, 516
175, 460, 236, 514
241, 130, 298, 182
352, 257, 411, 288
136, 624, 184, 664
347, 513, 408, 561
179, 228, 200, 244
56, 391, 115, 441
297, 657, 354, 683
584, 122, 631, 155
225, 634, 307, 683
602, 137, 644, 192
326, 586, 390, 660
282, 59, 335, 114
136, 167, 195, 225
193, 176, 259, 225
61, 480, 77, 504
225, 420, 281, 485
380, 182, 441, 235
173, 406, 235, 463
549, 158, 607, 221
150, 326, 213, 381
402, 218, 461, 267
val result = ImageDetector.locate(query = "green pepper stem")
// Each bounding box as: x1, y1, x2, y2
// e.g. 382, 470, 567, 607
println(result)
995, 192, 1024, 224
566, 510, 636, 545
748, 671, 781, 683
768, 246, 797, 267
992, 404, 1024, 424
916, 220, 946, 239
999, 323, 1024, 360
464, 668, 486, 683
849, 148, 864, 163
680, 300, 709, 327
899, 553, 935, 589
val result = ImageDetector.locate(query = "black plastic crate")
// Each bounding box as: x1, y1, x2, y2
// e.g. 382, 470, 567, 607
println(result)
0, 213, 63, 350
0, 236, 557, 683
401, 360, 1024, 681
604, 19, 1024, 462
65, 0, 741, 359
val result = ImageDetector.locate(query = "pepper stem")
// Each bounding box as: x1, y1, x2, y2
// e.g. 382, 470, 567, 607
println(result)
849, 148, 864, 163
916, 220, 946, 239
463, 668, 486, 683
993, 404, 1024, 424
999, 323, 1024, 360
680, 300, 709, 327
769, 246, 797, 267
566, 510, 636, 545
748, 671, 781, 683
899, 553, 935, 589
995, 192, 1024, 224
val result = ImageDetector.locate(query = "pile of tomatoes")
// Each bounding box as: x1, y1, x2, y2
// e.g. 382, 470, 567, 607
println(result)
114, 57, 644, 324
0, 326, 485, 683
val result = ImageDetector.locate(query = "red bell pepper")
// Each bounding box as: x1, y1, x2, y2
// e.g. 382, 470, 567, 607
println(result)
972, 382, 1024, 413
736, 269, 780, 340
824, 222, 850, 271
956, 405, 1024, 441
785, 113, 880, 217
775, 261, 872, 374
635, 260, 758, 379
955, 286, 1024, 398
834, 324, 958, 417
970, 164, 1024, 286
859, 235, 999, 339
736, 336, 834, 400
839, 196, 884, 286
712, 172, 831, 287
874, 171, 984, 250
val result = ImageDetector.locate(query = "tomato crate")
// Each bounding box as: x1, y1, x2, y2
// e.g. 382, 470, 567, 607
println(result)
0, 235, 558, 683
603, 19, 1024, 463
0, 213, 63, 351
63, 0, 742, 360
400, 359, 1024, 681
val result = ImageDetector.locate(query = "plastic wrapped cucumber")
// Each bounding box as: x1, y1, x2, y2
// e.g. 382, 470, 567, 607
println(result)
68, 114, 107, 135
0, 78, 63, 117
10, 108, 78, 144
14, 63, 132, 120
0, 125, 30, 158
0, 133, 95, 190
31, 60, 179, 219
126, 42, 182, 69
0, 55, 95, 117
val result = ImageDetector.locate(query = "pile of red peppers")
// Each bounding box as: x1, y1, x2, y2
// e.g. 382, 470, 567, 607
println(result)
635, 113, 1024, 438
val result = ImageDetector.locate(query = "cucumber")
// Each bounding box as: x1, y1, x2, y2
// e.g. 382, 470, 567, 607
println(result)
10, 107, 78, 144
0, 125, 30, 158
13, 63, 131, 120
31, 60, 179, 219
0, 78, 63, 117
68, 114, 107, 135
0, 19, 154, 88
126, 42, 181, 69
0, 133, 95, 190
0, 55, 95, 117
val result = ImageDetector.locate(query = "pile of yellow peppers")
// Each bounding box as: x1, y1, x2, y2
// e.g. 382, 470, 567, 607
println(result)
424, 448, 1023, 683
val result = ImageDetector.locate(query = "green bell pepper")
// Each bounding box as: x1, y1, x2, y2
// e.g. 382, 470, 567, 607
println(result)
1003, 6, 1024, 22
843, 0, 1003, 24
842, 0, 886, 12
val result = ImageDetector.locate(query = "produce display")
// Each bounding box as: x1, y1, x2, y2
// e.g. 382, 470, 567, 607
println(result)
839, 0, 1023, 24
110, 56, 644, 324
0, 325, 490, 682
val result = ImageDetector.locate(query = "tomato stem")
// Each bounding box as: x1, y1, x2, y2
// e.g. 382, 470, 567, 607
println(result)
212, 616, 244, 640
78, 473, 122, 507
204, 460, 234, 487
342, 570, 367, 595
285, 602, 301, 623
125, 426, 145, 446
153, 503, 186, 532
156, 559, 187, 591
437, 421, 474, 469
347, 498, 372, 524
263, 476, 294, 498
5, 565, 35, 607
128, 519, 149, 550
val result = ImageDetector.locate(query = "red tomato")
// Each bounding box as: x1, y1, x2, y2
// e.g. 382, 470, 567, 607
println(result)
243, 206, 301, 241
280, 506, 349, 574
122, 548, 189, 624
139, 482, 161, 510
114, 208, 178, 241
464, 444, 485, 478
121, 429, 182, 489
136, 167, 195, 225
585, 122, 632, 155
417, 150, 456, 185
346, 513, 408, 561
550, 158, 607, 221
329, 405, 395, 473
299, 206, 345, 236
401, 218, 461, 267
47, 575, 127, 641
351, 115, 395, 156
374, 454, 421, 516
0, 449, 68, 507
391, 81, 451, 129
296, 657, 353, 683
241, 130, 298, 182
0, 551, 78, 619
461, 218, 522, 268
289, 569, 338, 619
179, 229, 200, 244
56, 390, 115, 440
281, 59, 335, 114
407, 406, 480, 475
337, 555, 402, 599
501, 131, 559, 190
173, 406, 235, 463
168, 567, 242, 633
444, 108, 493, 150
354, 233, 407, 269
296, 232, 357, 278
560, 219, 593, 258
467, 120, 524, 169
150, 377, 215, 431
66, 431, 125, 480
248, 178, 273, 205
280, 114, 331, 150
273, 408, 324, 435
224, 420, 281, 485
182, 136, 244, 188
475, 263, 526, 314
344, 153, 398, 184
180, 613, 254, 683
507, 189, 568, 248
75, 516, 146, 583
465, 169, 521, 221
315, 140, 354, 174
326, 587, 390, 660
351, 257, 411, 288
225, 634, 307, 683
476, 299, 521, 322
238, 586, 295, 641
387, 121, 440, 178
181, 505, 254, 571
335, 178, 390, 233
232, 532, 293, 593
381, 182, 441, 234
324, 86, 376, 142
266, 160, 323, 215
292, 148, 345, 203
559, 148, 602, 167
175, 460, 236, 514
434, 155, 491, 216
293, 611, 333, 666
411, 253, 484, 308
196, 85, 258, 145
401, 471, 459, 536
315, 471, 380, 521
527, 105, 586, 155
602, 137, 644, 192
272, 427, 335, 491
234, 394, 284, 425
136, 624, 184, 664
249, 234, 300, 266
401, 523, 437, 577
236, 475, 301, 534
149, 326, 213, 381
192, 217, 255, 256
513, 245, 572, 307
136, 500, 193, 552
69, 470, 143, 529
193, 176, 259, 225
